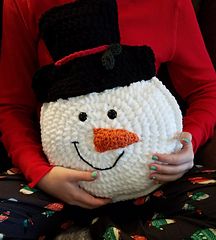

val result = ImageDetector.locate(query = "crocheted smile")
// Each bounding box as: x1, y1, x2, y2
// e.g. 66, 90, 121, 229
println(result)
71, 126, 140, 170
72, 141, 125, 171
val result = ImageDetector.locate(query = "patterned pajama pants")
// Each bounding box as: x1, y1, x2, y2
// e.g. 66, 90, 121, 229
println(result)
0, 165, 216, 240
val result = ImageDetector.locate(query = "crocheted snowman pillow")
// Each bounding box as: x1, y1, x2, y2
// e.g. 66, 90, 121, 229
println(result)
33, 1, 182, 202
39, 74, 182, 202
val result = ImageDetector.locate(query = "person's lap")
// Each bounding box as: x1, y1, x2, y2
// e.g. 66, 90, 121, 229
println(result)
0, 168, 86, 239
87, 165, 216, 240
1, 165, 216, 240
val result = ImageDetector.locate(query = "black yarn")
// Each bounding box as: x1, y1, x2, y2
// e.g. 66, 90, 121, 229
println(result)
102, 44, 122, 70
32, 45, 156, 103
39, 0, 120, 61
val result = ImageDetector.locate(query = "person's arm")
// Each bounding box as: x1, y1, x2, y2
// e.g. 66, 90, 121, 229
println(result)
168, 0, 216, 153
0, 0, 110, 208
0, 0, 53, 186
149, 0, 216, 182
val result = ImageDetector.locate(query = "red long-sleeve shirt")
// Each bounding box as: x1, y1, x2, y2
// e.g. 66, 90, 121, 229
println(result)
0, 0, 216, 187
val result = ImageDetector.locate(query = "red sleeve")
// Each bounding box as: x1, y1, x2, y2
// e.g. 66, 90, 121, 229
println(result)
168, 0, 216, 153
0, 0, 53, 187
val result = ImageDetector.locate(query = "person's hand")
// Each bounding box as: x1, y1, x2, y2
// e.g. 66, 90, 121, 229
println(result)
37, 166, 111, 209
149, 132, 194, 183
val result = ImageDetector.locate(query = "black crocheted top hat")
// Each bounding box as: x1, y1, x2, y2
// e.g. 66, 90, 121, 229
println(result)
32, 0, 156, 102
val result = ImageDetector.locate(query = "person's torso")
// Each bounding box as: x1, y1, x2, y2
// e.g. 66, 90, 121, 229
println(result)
21, 0, 179, 70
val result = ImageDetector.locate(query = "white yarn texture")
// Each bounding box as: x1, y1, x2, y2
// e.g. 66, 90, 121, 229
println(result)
40, 77, 182, 202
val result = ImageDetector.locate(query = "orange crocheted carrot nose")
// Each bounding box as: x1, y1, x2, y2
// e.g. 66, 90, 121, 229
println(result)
94, 128, 139, 153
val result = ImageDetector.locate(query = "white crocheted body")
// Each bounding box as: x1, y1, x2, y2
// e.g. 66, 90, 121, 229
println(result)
40, 77, 182, 202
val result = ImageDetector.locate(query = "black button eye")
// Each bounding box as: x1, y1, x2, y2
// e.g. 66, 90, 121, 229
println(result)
79, 112, 87, 122
107, 109, 117, 119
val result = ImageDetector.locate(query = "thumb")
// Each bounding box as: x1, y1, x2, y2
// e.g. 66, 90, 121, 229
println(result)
69, 169, 98, 182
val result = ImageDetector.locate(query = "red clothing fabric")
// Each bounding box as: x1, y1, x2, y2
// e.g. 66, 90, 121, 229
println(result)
0, 0, 216, 187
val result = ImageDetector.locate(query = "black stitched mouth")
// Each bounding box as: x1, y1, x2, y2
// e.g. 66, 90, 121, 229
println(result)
72, 141, 124, 170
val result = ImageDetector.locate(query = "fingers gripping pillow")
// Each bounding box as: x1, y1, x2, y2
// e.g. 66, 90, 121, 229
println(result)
32, 0, 182, 202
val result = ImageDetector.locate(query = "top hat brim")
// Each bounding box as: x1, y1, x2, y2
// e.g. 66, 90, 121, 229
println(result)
32, 45, 156, 103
